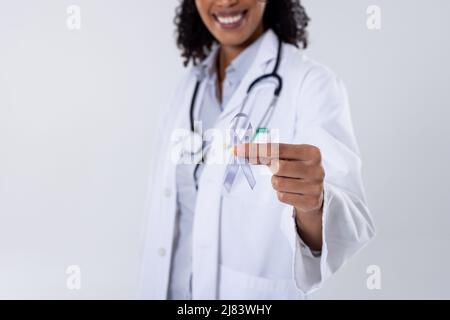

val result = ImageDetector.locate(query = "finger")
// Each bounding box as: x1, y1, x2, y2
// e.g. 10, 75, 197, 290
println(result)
277, 192, 323, 213
278, 144, 321, 162
272, 160, 325, 180
271, 176, 323, 195
232, 143, 274, 165
233, 143, 321, 162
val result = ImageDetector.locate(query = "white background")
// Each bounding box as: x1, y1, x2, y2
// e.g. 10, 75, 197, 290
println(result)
1, 0, 450, 299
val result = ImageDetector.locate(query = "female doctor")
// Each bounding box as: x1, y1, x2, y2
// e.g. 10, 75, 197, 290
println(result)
140, 0, 375, 300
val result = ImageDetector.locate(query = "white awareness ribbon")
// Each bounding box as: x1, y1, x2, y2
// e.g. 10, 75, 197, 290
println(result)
223, 113, 256, 193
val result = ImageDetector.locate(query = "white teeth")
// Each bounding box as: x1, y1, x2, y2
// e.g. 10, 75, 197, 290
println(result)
216, 13, 243, 25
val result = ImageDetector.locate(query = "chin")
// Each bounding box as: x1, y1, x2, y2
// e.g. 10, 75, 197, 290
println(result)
214, 32, 253, 48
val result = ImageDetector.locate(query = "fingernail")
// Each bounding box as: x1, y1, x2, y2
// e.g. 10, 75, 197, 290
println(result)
269, 160, 279, 174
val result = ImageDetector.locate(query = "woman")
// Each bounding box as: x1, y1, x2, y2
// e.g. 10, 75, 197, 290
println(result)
140, 0, 375, 300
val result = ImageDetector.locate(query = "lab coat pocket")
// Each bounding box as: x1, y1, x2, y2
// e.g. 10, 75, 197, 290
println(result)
218, 265, 305, 300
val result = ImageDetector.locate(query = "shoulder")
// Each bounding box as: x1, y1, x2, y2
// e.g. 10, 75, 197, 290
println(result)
284, 45, 347, 104
168, 66, 199, 108
156, 67, 197, 127
282, 43, 340, 87
177, 67, 198, 91
281, 45, 349, 119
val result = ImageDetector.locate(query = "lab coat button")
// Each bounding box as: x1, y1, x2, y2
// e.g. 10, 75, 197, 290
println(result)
158, 247, 166, 257
164, 188, 172, 198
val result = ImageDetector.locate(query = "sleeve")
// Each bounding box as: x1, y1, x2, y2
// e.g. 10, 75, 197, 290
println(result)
279, 64, 376, 295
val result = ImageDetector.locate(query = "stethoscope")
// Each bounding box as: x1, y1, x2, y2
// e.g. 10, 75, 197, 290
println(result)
183, 37, 283, 190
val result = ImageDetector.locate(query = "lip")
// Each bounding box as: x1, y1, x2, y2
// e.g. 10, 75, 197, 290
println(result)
212, 9, 248, 31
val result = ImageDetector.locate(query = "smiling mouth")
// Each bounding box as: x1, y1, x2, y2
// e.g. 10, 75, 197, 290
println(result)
213, 10, 248, 29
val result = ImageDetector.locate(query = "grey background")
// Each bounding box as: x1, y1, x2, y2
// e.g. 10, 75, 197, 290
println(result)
0, 0, 449, 299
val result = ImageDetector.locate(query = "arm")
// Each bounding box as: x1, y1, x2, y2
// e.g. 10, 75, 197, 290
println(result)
234, 65, 375, 295
286, 65, 376, 294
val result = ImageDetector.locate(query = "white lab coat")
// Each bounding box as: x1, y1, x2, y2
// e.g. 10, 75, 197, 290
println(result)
139, 30, 375, 300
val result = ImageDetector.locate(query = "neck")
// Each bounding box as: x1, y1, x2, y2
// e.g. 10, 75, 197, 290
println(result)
216, 25, 265, 90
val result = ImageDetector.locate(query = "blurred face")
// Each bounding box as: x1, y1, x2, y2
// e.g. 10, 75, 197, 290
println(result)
195, 0, 267, 48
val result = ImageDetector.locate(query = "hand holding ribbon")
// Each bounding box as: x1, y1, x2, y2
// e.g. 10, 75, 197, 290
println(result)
232, 143, 325, 251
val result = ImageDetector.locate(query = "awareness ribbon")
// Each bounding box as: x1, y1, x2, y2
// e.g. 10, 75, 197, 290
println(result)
223, 113, 256, 192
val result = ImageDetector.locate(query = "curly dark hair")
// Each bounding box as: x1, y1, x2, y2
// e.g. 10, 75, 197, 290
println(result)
174, 0, 310, 66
